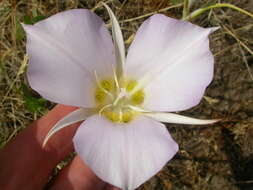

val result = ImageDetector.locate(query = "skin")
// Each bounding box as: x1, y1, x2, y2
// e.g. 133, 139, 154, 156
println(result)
0, 104, 119, 190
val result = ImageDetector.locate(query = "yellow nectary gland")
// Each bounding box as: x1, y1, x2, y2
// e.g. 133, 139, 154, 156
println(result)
104, 109, 136, 123
94, 78, 144, 123
95, 79, 114, 104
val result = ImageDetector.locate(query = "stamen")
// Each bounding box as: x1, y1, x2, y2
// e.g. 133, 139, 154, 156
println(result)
99, 104, 113, 116
111, 64, 120, 91
127, 105, 147, 112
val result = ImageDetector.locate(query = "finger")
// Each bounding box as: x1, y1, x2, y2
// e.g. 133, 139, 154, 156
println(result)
0, 104, 80, 189
104, 184, 121, 190
50, 156, 106, 190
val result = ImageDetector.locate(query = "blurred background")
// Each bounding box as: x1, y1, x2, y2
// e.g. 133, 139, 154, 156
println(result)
0, 0, 253, 189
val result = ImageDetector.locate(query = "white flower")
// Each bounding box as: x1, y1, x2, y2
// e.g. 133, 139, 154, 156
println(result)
22, 4, 218, 190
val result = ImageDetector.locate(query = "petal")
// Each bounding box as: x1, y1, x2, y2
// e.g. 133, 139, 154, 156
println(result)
43, 108, 95, 147
73, 115, 178, 190
126, 14, 217, 111
103, 3, 125, 78
143, 112, 220, 125
23, 9, 115, 107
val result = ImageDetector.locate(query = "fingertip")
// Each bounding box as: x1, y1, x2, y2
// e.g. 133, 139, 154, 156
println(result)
37, 104, 81, 160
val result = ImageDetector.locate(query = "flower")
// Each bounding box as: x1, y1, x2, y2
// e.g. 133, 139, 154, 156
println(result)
22, 4, 218, 190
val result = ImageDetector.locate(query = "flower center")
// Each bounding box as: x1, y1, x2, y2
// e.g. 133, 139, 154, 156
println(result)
94, 78, 144, 123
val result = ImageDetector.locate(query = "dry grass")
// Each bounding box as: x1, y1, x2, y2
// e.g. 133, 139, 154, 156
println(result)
0, 0, 253, 189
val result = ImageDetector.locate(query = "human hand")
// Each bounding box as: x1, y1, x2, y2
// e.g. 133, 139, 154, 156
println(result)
0, 104, 118, 190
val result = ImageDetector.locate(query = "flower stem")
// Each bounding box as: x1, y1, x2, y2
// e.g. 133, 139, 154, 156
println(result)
182, 0, 189, 19
184, 3, 253, 21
